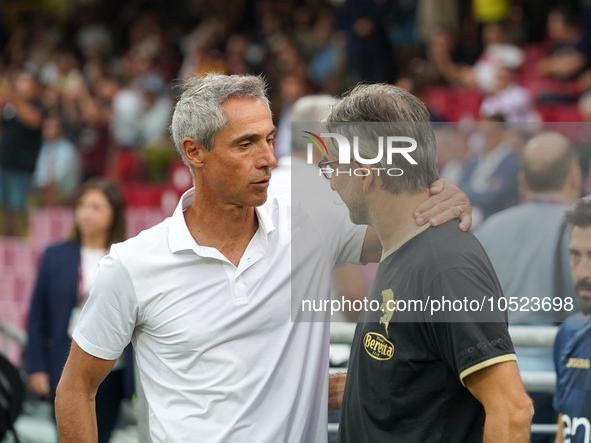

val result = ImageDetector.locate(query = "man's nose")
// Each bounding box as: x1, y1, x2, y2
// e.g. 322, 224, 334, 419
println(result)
260, 143, 277, 169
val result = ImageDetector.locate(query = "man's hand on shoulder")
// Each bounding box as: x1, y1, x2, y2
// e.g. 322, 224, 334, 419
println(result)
414, 179, 472, 231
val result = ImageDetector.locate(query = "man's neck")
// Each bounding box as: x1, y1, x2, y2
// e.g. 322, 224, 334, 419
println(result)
184, 192, 259, 267
370, 190, 432, 255
533, 189, 576, 204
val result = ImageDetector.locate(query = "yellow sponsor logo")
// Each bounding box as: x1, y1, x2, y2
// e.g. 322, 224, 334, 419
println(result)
363, 332, 394, 361
566, 358, 590, 369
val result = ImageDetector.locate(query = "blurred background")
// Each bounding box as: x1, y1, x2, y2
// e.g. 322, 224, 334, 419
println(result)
1, 0, 591, 441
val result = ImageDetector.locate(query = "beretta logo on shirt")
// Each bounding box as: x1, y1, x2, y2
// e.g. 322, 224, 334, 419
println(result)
363, 332, 394, 361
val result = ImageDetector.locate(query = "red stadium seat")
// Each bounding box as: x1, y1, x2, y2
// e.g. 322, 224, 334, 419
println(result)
538, 105, 583, 122
456, 90, 483, 121
423, 87, 458, 121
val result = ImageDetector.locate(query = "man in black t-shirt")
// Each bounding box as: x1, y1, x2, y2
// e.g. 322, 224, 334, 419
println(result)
0, 71, 43, 236
323, 84, 533, 442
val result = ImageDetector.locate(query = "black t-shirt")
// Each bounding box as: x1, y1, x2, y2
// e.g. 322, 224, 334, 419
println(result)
338, 221, 516, 443
0, 102, 43, 172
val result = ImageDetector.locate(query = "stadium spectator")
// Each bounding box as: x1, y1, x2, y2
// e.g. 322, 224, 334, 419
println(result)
75, 75, 120, 180
416, 0, 460, 45
553, 199, 591, 443
136, 74, 175, 181
54, 73, 471, 443
0, 70, 43, 236
476, 131, 580, 321
459, 117, 520, 226
476, 132, 582, 442
109, 72, 171, 180
324, 83, 532, 443
32, 115, 82, 205
273, 74, 311, 159
420, 25, 468, 87
480, 66, 535, 122
461, 22, 524, 93
435, 125, 469, 184
338, 0, 396, 84
26, 178, 133, 443
424, 21, 523, 91
537, 7, 589, 80
136, 74, 173, 147
74, 7, 112, 61
178, 17, 228, 80
308, 10, 347, 95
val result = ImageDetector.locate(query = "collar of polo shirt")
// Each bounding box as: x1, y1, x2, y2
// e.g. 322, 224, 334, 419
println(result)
167, 188, 276, 257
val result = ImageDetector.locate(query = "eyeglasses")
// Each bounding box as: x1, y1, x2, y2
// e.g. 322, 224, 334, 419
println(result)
317, 157, 339, 179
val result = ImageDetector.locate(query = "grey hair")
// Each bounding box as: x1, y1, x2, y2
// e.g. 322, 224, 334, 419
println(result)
323, 83, 439, 194
291, 95, 337, 153
170, 73, 271, 168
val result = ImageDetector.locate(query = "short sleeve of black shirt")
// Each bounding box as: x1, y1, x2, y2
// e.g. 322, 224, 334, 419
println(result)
422, 267, 516, 384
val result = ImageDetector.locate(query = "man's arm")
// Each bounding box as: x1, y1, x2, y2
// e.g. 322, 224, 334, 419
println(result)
0, 92, 43, 129
328, 373, 347, 411
55, 341, 117, 442
464, 361, 533, 443
538, 53, 586, 79
361, 179, 473, 262
554, 413, 563, 443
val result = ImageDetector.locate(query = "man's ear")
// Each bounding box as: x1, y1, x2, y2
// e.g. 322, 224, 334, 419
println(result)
356, 161, 376, 194
182, 137, 208, 170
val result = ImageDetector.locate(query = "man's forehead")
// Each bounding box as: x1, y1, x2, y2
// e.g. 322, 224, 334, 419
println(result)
222, 97, 272, 125
570, 226, 591, 249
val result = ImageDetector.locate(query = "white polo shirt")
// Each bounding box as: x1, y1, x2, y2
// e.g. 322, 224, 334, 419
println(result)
73, 188, 365, 443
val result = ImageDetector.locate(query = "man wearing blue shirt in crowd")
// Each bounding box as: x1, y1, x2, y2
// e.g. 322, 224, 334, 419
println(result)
554, 199, 591, 443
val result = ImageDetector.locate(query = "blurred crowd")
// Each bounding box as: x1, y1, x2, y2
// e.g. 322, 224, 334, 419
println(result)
1, 0, 591, 236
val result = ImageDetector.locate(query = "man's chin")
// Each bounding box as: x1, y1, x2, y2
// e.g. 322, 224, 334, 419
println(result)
347, 209, 368, 225
250, 193, 268, 207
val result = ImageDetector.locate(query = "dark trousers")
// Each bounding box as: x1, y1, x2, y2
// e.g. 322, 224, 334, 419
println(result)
96, 369, 125, 443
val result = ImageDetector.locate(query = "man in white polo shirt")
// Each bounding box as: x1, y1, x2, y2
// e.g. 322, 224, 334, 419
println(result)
55, 73, 472, 443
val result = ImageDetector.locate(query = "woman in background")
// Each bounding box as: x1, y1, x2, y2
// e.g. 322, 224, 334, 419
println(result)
26, 178, 133, 443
